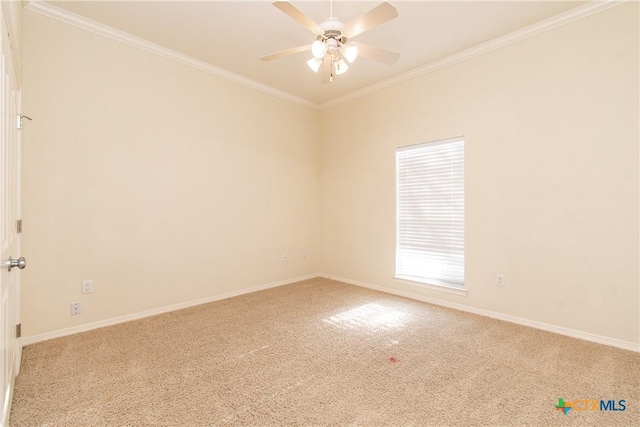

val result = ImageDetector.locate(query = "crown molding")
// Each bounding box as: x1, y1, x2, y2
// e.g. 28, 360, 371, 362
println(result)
24, 0, 626, 111
23, 0, 321, 110
319, 0, 629, 109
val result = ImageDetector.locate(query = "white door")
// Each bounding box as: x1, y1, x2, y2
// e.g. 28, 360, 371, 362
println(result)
0, 5, 22, 426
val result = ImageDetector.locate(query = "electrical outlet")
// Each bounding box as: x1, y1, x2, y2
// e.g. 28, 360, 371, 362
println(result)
282, 254, 288, 262
71, 302, 81, 315
496, 274, 505, 287
301, 251, 307, 260
82, 280, 93, 294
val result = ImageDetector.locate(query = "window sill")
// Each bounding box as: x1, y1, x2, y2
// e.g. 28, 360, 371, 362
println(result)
393, 276, 468, 297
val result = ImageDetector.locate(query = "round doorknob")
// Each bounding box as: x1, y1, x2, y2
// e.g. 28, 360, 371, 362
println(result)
8, 256, 26, 272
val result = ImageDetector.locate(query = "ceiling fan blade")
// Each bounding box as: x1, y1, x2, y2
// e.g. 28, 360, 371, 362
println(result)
261, 44, 311, 61
351, 42, 400, 65
273, 1, 323, 35
321, 57, 332, 84
344, 2, 398, 39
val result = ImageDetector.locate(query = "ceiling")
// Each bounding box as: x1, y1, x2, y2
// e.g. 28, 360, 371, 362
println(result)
44, 0, 589, 106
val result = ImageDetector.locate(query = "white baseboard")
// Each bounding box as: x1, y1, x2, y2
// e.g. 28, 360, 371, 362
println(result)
23, 272, 639, 353
21, 273, 322, 346
321, 274, 640, 353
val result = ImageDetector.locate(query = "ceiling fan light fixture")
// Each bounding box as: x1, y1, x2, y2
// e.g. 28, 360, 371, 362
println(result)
307, 57, 323, 73
335, 58, 348, 75
264, 1, 400, 84
311, 40, 327, 59
343, 44, 359, 63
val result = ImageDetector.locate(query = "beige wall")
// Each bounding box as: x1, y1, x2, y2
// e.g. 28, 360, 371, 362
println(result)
22, 10, 321, 337
22, 3, 639, 346
320, 3, 639, 344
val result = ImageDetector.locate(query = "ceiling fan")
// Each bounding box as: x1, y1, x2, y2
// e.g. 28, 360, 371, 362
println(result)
261, 0, 400, 83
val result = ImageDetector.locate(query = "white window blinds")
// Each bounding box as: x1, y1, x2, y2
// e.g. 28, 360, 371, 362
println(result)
396, 137, 465, 287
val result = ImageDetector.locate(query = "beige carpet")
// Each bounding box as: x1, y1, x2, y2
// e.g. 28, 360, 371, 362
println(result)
10, 277, 639, 426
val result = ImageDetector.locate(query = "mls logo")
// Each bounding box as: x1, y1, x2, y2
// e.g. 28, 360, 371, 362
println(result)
555, 397, 626, 415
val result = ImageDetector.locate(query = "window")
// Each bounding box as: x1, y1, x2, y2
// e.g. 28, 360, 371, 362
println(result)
395, 137, 465, 290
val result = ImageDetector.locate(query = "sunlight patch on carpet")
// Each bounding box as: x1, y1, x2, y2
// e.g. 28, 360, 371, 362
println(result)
323, 303, 408, 331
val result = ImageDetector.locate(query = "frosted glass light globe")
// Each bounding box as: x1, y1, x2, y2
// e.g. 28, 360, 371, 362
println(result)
311, 40, 327, 59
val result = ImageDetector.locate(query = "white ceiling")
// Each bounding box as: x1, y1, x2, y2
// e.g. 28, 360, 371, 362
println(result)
44, 0, 588, 105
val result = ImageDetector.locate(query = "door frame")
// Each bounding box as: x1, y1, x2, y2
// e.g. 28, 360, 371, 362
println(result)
0, 2, 22, 426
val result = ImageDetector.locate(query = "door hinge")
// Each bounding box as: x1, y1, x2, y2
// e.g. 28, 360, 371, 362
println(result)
17, 114, 32, 130
16, 323, 21, 339
16, 219, 22, 233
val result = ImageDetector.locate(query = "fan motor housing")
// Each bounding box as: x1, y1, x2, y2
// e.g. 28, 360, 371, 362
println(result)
320, 18, 347, 44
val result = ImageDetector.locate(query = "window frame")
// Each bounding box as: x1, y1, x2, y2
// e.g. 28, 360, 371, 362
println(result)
394, 136, 467, 296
